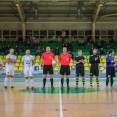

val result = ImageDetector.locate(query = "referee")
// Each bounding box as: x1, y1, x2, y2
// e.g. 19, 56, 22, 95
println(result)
89, 48, 100, 89
41, 47, 56, 90
59, 47, 71, 89
106, 49, 116, 89
74, 50, 85, 89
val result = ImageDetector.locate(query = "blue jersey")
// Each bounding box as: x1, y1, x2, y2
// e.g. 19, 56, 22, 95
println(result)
106, 55, 115, 68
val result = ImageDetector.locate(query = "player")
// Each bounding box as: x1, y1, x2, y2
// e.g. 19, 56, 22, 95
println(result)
41, 47, 56, 90
89, 48, 100, 89
74, 50, 85, 89
22, 50, 35, 90
106, 49, 116, 89
4, 48, 16, 89
59, 47, 71, 89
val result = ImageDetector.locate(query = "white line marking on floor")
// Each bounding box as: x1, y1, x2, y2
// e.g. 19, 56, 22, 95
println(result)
59, 81, 63, 117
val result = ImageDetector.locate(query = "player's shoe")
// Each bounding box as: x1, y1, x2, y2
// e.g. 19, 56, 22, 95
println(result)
111, 86, 115, 89
97, 86, 100, 90
11, 86, 14, 88
105, 86, 108, 89
42, 87, 45, 90
90, 85, 93, 89
4, 86, 7, 89
67, 86, 70, 90
75, 86, 78, 90
26, 86, 29, 90
51, 87, 55, 90
31, 86, 35, 90
61, 87, 64, 90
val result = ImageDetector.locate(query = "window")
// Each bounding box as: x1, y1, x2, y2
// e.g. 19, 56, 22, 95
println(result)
40, 30, 47, 39
3, 30, 9, 39
71, 30, 77, 39
33, 31, 39, 38
11, 31, 16, 38
48, 30, 55, 39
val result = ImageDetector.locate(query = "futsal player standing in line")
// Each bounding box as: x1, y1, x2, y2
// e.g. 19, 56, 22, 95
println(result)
4, 48, 16, 89
59, 47, 71, 89
41, 47, 56, 90
0, 58, 2, 66
74, 50, 85, 89
106, 49, 116, 89
89, 48, 100, 89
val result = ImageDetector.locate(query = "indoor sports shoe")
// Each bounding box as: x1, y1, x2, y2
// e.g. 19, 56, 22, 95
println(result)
90, 85, 93, 89
111, 86, 115, 89
4, 86, 7, 89
26, 86, 29, 90
42, 87, 45, 90
11, 86, 14, 88
67, 86, 70, 90
31, 86, 35, 90
61, 87, 64, 90
97, 86, 100, 90
75, 86, 78, 90
105, 86, 108, 89
51, 87, 55, 90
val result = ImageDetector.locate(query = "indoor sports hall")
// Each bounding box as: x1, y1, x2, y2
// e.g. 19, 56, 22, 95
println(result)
0, 0, 117, 117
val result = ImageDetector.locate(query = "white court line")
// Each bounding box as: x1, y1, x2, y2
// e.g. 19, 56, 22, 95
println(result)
59, 81, 63, 117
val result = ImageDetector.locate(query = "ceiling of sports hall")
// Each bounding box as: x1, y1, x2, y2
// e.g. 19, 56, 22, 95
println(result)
0, 0, 117, 23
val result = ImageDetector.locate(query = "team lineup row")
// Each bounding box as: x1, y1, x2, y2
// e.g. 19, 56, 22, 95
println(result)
0, 47, 117, 90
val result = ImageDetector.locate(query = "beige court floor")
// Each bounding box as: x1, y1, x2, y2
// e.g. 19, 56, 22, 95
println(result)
0, 81, 117, 117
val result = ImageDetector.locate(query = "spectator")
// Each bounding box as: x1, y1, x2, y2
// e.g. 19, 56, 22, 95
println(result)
62, 42, 67, 48
2, 46, 6, 52
40, 47, 45, 56
6, 45, 10, 50
54, 47, 60, 56
89, 47, 93, 55
30, 41, 34, 49
33, 39, 38, 46
79, 38, 85, 46
61, 30, 66, 42
68, 51, 74, 59
97, 41, 102, 49
36, 46, 41, 56
0, 44, 2, 52
88, 39, 93, 46
100, 48, 105, 56
25, 38, 31, 46
67, 41, 73, 51
18, 35, 23, 42
106, 41, 111, 49
14, 45, 19, 52
100, 38, 105, 46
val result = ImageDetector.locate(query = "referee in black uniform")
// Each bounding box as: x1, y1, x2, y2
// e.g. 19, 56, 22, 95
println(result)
89, 48, 100, 89
74, 50, 85, 89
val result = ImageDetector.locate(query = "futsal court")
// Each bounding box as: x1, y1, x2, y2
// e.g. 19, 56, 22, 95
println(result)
0, 77, 117, 117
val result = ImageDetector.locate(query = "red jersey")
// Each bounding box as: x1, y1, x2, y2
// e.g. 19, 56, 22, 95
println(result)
42, 52, 55, 65
59, 53, 71, 65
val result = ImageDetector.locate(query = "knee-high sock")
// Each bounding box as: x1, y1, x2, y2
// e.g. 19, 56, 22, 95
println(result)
106, 77, 109, 86
96, 78, 99, 86
61, 78, 64, 87
110, 78, 114, 86
76, 78, 79, 86
25, 79, 29, 86
10, 78, 13, 86
66, 78, 69, 87
30, 79, 34, 87
4, 77, 8, 86
43, 78, 46, 87
82, 78, 85, 86
90, 77, 93, 86
50, 78, 53, 87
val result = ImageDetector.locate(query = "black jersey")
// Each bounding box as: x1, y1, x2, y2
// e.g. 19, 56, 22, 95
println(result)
89, 54, 100, 67
75, 56, 85, 68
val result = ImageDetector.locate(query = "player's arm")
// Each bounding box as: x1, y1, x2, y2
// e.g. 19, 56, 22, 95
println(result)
12, 56, 16, 63
74, 57, 80, 64
81, 57, 85, 64
89, 56, 92, 64
6, 58, 13, 63
95, 56, 100, 63
21, 57, 24, 66
0, 59, 2, 66
106, 56, 112, 65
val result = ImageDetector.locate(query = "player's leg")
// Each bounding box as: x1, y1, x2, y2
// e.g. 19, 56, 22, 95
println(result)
66, 66, 70, 89
90, 67, 93, 88
10, 67, 15, 88
42, 66, 47, 90
24, 68, 29, 90
76, 68, 79, 89
49, 66, 54, 89
106, 67, 110, 88
29, 68, 35, 90
60, 66, 65, 89
81, 68, 85, 87
4, 67, 10, 89
95, 68, 100, 89
110, 68, 115, 88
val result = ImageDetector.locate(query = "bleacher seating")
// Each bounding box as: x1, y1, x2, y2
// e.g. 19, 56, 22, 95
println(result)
0, 40, 117, 72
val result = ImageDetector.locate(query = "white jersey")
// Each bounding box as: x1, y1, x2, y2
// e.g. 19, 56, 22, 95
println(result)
0, 58, 2, 65
6, 54, 16, 67
22, 55, 34, 69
